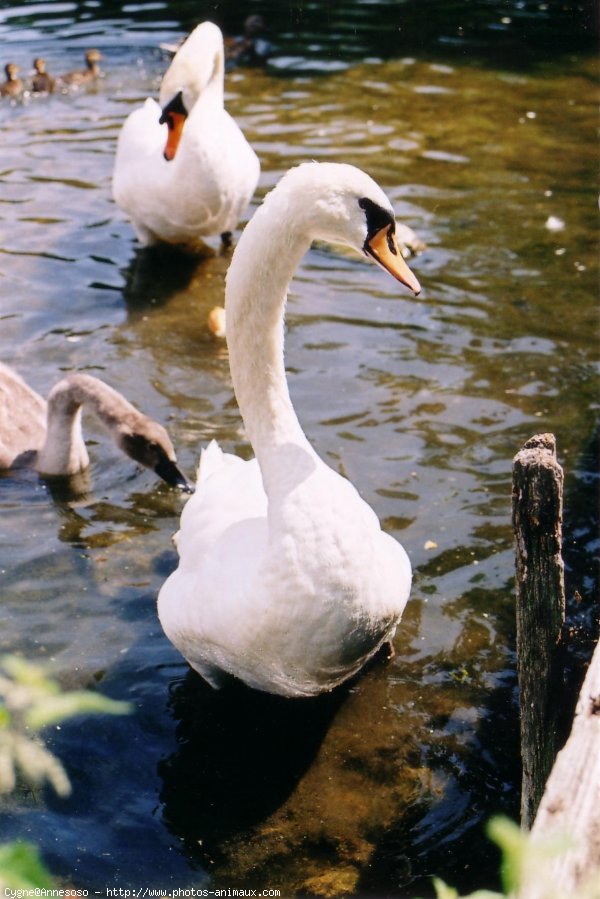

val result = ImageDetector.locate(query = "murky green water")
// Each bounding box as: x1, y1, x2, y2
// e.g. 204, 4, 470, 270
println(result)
0, 1, 597, 897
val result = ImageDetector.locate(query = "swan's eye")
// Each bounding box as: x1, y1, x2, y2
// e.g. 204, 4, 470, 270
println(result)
386, 225, 397, 255
362, 209, 421, 294
358, 196, 396, 251
159, 90, 187, 128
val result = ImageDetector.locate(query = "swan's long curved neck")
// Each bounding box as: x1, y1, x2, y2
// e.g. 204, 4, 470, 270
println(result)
225, 195, 314, 471
162, 29, 225, 115
206, 47, 225, 106
190, 49, 224, 113
36, 375, 135, 476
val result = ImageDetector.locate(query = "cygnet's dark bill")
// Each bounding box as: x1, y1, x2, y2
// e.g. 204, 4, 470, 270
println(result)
155, 457, 194, 493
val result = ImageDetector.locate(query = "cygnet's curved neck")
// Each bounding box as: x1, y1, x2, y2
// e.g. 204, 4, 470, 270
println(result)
36, 374, 137, 476
225, 192, 314, 470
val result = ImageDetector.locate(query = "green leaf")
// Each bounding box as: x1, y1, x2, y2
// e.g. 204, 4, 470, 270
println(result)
461, 892, 505, 898
25, 692, 132, 731
433, 879, 459, 898
432, 877, 505, 898
0, 657, 59, 695
0, 841, 55, 890
486, 816, 528, 894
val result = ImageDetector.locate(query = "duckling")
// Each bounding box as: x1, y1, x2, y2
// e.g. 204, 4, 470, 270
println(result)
31, 58, 55, 94
224, 14, 271, 69
58, 49, 103, 87
160, 14, 271, 69
0, 63, 23, 98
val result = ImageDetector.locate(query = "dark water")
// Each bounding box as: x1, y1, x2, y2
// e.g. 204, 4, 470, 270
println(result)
0, 1, 597, 897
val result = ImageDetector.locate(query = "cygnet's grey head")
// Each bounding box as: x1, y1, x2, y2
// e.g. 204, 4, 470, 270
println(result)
118, 420, 193, 493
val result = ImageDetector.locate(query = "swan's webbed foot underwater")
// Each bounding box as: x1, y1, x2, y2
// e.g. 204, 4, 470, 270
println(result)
382, 640, 395, 661
359, 640, 397, 680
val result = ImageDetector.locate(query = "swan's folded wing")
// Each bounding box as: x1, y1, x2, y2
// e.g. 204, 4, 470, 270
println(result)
174, 443, 266, 567
113, 98, 165, 208
195, 438, 241, 483
115, 98, 164, 160
157, 444, 268, 664
0, 364, 46, 468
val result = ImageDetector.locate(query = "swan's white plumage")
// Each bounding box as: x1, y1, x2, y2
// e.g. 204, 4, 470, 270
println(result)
158, 162, 418, 697
112, 21, 260, 247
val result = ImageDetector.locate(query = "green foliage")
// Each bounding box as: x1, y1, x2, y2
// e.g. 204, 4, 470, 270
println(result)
431, 816, 600, 899
0, 654, 133, 889
430, 817, 521, 898
433, 879, 502, 899
0, 654, 131, 796
0, 842, 55, 891
486, 817, 525, 895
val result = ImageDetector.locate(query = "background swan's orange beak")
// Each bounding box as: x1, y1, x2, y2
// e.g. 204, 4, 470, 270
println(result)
366, 226, 421, 295
163, 112, 186, 161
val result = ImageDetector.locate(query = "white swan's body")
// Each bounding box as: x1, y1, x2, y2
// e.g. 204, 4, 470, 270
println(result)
0, 363, 189, 488
112, 22, 260, 248
158, 162, 421, 697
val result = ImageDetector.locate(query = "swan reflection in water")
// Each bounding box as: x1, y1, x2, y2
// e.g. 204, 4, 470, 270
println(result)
158, 668, 348, 868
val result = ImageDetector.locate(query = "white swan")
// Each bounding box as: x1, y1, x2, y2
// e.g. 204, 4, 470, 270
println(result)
112, 21, 260, 249
0, 363, 190, 489
158, 162, 422, 697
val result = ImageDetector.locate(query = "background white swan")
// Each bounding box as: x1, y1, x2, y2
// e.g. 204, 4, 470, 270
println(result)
158, 162, 422, 698
112, 21, 260, 249
0, 363, 190, 489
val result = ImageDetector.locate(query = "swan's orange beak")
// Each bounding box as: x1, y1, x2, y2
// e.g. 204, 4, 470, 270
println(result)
162, 111, 186, 161
366, 226, 421, 295
159, 91, 188, 162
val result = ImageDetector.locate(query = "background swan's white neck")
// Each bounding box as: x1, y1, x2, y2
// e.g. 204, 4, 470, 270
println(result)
161, 24, 225, 113
225, 190, 314, 469
192, 45, 224, 110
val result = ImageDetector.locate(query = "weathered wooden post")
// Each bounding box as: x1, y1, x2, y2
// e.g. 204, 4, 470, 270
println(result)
518, 639, 600, 899
512, 433, 566, 829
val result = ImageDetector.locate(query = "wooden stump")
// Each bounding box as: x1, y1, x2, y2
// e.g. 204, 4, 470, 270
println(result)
519, 639, 600, 898
512, 433, 566, 829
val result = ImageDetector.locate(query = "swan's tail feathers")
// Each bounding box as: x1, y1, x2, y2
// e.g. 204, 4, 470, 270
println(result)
189, 659, 228, 690
196, 440, 245, 486
196, 440, 224, 484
